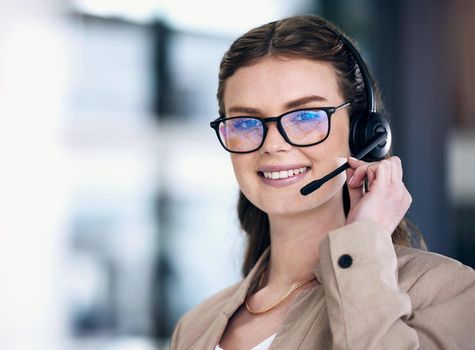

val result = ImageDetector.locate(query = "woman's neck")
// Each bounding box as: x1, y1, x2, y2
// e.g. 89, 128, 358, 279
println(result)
266, 192, 346, 288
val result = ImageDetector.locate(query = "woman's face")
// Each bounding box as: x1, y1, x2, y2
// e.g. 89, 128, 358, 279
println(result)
223, 56, 351, 216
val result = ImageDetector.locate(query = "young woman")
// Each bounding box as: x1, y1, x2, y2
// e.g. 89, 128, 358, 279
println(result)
170, 15, 475, 350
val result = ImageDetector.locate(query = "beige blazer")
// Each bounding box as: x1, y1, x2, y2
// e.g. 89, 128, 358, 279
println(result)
170, 221, 475, 349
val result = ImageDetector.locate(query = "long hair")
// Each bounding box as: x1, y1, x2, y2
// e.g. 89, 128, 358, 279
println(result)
217, 15, 426, 277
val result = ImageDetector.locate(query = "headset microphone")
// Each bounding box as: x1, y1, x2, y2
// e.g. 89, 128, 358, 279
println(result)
300, 131, 388, 196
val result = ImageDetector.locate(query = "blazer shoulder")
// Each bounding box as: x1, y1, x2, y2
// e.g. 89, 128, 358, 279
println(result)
395, 245, 475, 307
395, 245, 465, 273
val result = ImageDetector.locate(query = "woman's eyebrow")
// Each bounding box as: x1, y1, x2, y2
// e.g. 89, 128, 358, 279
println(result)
227, 95, 328, 115
227, 106, 262, 115
285, 95, 328, 109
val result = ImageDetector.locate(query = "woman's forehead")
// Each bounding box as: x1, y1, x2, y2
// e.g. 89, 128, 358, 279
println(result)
223, 56, 343, 114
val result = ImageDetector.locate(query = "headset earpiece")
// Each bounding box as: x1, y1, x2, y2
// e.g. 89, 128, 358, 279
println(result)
350, 111, 391, 161
365, 112, 391, 160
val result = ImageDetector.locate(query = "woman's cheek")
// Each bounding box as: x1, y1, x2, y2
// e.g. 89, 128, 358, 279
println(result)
230, 155, 254, 191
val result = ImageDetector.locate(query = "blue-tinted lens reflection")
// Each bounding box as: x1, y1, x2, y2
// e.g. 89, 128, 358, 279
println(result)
219, 117, 264, 152
281, 110, 328, 144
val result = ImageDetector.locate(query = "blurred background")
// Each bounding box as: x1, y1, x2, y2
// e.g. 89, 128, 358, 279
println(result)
0, 0, 473, 349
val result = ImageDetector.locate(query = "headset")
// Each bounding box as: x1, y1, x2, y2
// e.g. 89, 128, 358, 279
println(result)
300, 24, 392, 196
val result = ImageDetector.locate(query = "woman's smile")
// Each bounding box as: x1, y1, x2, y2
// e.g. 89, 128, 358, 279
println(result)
257, 165, 311, 188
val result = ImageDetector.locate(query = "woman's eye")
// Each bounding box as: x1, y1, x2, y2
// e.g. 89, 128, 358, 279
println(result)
233, 118, 259, 130
294, 111, 322, 122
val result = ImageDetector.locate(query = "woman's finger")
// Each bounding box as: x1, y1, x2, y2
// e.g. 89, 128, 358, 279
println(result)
347, 158, 371, 188
367, 159, 392, 191
346, 167, 364, 207
346, 166, 355, 183
347, 156, 367, 169
390, 156, 403, 184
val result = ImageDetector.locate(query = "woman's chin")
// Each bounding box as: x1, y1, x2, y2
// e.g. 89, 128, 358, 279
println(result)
248, 181, 345, 217
252, 196, 326, 217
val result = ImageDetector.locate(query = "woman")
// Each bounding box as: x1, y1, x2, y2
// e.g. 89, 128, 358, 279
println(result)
170, 15, 475, 349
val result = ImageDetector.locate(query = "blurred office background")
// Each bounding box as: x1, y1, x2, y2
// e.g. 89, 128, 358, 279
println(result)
0, 0, 474, 349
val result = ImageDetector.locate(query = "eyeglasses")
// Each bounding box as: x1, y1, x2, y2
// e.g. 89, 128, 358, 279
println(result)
210, 101, 351, 153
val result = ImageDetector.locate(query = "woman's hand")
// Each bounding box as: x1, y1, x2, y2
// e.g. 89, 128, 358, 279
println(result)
345, 156, 412, 235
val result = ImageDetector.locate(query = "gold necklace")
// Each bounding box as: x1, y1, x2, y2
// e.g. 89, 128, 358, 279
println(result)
245, 273, 316, 315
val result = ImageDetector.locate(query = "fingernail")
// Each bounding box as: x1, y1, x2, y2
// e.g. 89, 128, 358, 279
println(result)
348, 176, 354, 185
349, 156, 358, 162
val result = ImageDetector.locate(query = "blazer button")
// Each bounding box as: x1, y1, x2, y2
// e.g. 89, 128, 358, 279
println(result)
338, 254, 353, 268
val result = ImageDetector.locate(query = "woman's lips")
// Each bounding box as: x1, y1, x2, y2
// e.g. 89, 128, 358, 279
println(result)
258, 166, 311, 188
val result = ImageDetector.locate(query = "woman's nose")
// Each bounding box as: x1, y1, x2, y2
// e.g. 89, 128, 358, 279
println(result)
259, 123, 292, 154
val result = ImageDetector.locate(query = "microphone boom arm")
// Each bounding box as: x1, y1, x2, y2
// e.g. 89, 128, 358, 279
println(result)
300, 131, 388, 196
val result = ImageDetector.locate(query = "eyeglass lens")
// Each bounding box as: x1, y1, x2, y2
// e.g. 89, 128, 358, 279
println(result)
218, 109, 329, 152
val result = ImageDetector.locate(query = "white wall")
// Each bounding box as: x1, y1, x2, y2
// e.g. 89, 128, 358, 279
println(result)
0, 2, 69, 349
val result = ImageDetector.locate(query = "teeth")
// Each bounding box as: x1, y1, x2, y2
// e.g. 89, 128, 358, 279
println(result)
263, 167, 307, 180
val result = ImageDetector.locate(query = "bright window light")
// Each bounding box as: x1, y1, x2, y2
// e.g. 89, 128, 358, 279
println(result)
72, 0, 301, 35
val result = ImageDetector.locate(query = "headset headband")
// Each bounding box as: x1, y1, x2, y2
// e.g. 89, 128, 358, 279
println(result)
324, 26, 376, 114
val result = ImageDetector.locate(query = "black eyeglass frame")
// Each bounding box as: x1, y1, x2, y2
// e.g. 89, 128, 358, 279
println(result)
209, 101, 352, 154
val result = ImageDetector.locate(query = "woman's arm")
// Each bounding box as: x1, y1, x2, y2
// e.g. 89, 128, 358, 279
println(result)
318, 220, 475, 350
318, 220, 418, 349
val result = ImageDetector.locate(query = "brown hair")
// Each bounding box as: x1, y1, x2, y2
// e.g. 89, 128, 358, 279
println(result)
217, 15, 426, 276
